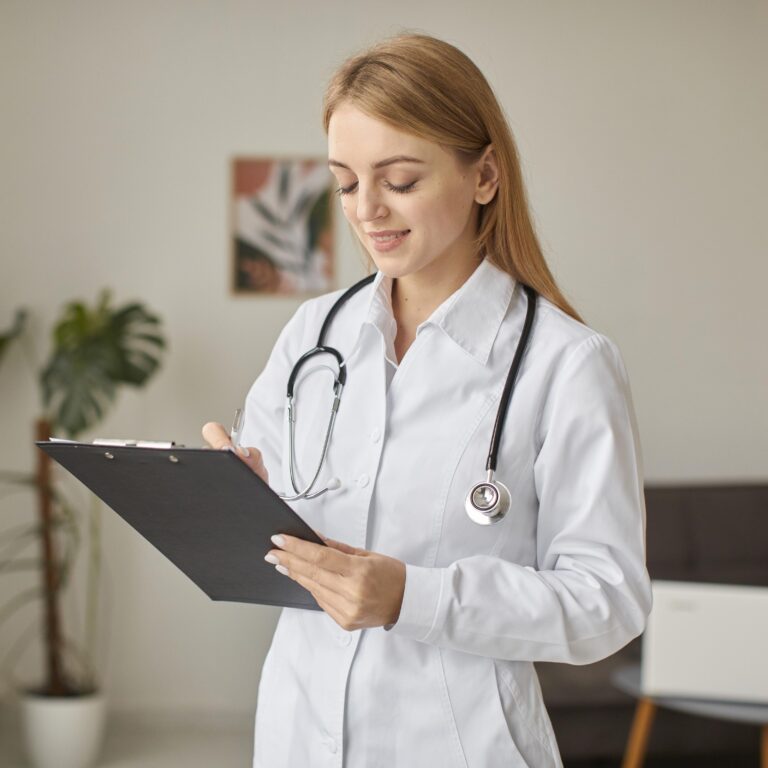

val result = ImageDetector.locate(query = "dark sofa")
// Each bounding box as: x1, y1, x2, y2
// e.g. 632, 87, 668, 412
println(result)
536, 483, 768, 764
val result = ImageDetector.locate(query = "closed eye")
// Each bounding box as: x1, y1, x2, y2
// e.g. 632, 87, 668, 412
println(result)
335, 180, 417, 197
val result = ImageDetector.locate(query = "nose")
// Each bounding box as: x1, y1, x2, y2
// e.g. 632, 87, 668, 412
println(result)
355, 182, 387, 222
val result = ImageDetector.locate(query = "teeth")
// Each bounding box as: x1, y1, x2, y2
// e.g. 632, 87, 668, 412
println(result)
372, 231, 407, 242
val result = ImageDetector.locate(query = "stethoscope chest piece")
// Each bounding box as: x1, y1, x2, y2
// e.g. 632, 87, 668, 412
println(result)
465, 475, 511, 525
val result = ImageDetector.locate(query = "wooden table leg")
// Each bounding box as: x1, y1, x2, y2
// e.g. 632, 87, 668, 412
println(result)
761, 724, 767, 768
621, 697, 657, 768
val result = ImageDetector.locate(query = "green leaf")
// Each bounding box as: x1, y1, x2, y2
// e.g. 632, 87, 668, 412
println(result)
0, 310, 27, 368
130, 333, 166, 348
40, 292, 167, 438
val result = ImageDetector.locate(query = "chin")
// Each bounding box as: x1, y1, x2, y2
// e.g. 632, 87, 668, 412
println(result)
367, 257, 417, 280
365, 248, 421, 280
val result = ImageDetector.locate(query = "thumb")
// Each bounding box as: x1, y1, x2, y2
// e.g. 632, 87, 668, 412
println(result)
236, 446, 269, 484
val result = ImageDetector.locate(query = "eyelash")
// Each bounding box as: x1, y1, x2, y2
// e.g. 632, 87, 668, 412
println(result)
335, 181, 416, 197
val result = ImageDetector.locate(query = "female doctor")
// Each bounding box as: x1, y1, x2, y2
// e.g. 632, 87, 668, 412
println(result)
204, 32, 652, 768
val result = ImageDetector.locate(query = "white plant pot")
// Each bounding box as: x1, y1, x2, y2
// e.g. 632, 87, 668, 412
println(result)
21, 691, 106, 768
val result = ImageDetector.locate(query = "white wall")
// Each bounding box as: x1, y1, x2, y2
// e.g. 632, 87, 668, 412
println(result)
1, 0, 766, 720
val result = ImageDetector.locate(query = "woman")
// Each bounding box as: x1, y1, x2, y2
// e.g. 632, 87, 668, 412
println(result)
204, 32, 651, 768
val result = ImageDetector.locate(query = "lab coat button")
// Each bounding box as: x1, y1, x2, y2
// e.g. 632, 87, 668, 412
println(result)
370, 427, 381, 443
357, 474, 369, 488
325, 736, 338, 753
338, 632, 351, 646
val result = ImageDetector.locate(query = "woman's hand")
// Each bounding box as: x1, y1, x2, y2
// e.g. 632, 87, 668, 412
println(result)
201, 421, 269, 485
266, 533, 406, 631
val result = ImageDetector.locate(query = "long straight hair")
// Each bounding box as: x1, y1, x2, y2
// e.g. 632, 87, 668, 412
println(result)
322, 32, 583, 323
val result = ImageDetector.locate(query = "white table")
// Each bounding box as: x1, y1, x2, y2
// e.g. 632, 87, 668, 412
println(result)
611, 663, 768, 768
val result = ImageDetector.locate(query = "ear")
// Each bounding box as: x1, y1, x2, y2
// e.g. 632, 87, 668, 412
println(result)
474, 144, 500, 205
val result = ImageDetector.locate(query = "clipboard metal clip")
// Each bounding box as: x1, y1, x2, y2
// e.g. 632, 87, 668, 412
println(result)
92, 439, 177, 449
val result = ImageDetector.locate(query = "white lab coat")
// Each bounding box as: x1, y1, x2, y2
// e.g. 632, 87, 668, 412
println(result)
240, 257, 652, 768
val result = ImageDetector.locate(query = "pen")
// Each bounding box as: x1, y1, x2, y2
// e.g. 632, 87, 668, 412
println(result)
230, 408, 244, 451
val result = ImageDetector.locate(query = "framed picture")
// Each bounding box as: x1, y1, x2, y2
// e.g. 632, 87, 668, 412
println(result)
231, 156, 336, 295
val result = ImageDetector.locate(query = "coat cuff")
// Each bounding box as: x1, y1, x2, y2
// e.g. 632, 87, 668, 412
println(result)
383, 563, 445, 639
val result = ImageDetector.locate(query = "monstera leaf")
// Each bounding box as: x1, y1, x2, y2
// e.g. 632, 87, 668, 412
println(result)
0, 309, 27, 368
40, 291, 166, 437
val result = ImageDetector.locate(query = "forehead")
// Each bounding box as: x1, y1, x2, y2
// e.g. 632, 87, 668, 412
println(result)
328, 103, 442, 167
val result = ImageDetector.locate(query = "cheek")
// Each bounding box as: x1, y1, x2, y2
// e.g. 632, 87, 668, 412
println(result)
420, 184, 474, 239
339, 197, 357, 224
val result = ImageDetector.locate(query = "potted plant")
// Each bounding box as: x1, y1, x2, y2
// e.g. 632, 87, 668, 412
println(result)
0, 291, 166, 768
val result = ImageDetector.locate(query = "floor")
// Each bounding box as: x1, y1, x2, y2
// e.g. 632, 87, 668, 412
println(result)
1, 716, 253, 768
570, 758, 758, 768
0, 714, 759, 767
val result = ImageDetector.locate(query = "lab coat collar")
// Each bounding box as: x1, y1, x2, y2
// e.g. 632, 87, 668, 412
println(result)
430, 258, 516, 365
355, 258, 516, 367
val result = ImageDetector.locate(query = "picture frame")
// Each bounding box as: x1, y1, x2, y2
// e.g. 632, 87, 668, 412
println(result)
230, 156, 336, 295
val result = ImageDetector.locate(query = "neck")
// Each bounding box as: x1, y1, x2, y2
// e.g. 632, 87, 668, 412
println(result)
391, 255, 483, 329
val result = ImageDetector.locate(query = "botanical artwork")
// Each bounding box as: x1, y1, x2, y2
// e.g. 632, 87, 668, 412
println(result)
232, 157, 335, 294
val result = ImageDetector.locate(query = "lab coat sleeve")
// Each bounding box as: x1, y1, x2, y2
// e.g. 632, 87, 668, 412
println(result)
237, 302, 310, 487
386, 334, 653, 665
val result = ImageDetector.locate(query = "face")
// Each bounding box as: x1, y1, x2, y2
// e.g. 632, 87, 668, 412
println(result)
327, 103, 496, 282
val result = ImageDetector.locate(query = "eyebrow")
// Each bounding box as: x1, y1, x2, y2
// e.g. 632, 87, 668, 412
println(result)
327, 155, 425, 171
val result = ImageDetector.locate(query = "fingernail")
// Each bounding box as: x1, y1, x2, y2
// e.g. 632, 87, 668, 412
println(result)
221, 445, 235, 452
238, 446, 250, 458
264, 553, 279, 565
271, 534, 285, 548
275, 564, 289, 576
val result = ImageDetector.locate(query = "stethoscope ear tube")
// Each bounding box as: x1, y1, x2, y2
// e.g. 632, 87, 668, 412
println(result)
282, 385, 344, 501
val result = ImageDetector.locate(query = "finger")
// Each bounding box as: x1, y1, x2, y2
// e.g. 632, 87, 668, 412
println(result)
323, 537, 366, 556
288, 568, 354, 622
202, 422, 268, 482
234, 445, 268, 478
201, 422, 231, 450
301, 531, 362, 556
270, 548, 348, 594
272, 534, 352, 574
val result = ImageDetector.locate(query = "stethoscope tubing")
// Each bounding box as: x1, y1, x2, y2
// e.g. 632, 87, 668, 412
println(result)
486, 285, 537, 472
283, 386, 342, 501
280, 270, 537, 517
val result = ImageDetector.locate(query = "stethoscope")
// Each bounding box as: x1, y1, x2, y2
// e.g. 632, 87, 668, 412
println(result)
279, 272, 537, 526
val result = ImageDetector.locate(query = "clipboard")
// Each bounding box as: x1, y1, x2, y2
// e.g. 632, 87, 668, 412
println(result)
37, 440, 323, 611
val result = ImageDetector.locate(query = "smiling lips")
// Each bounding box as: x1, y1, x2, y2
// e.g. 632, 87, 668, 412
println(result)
368, 229, 411, 252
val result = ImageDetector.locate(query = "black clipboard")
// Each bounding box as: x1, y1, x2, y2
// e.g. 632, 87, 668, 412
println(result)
37, 441, 323, 611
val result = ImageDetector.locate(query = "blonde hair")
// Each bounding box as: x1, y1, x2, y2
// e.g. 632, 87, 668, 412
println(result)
322, 32, 583, 323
